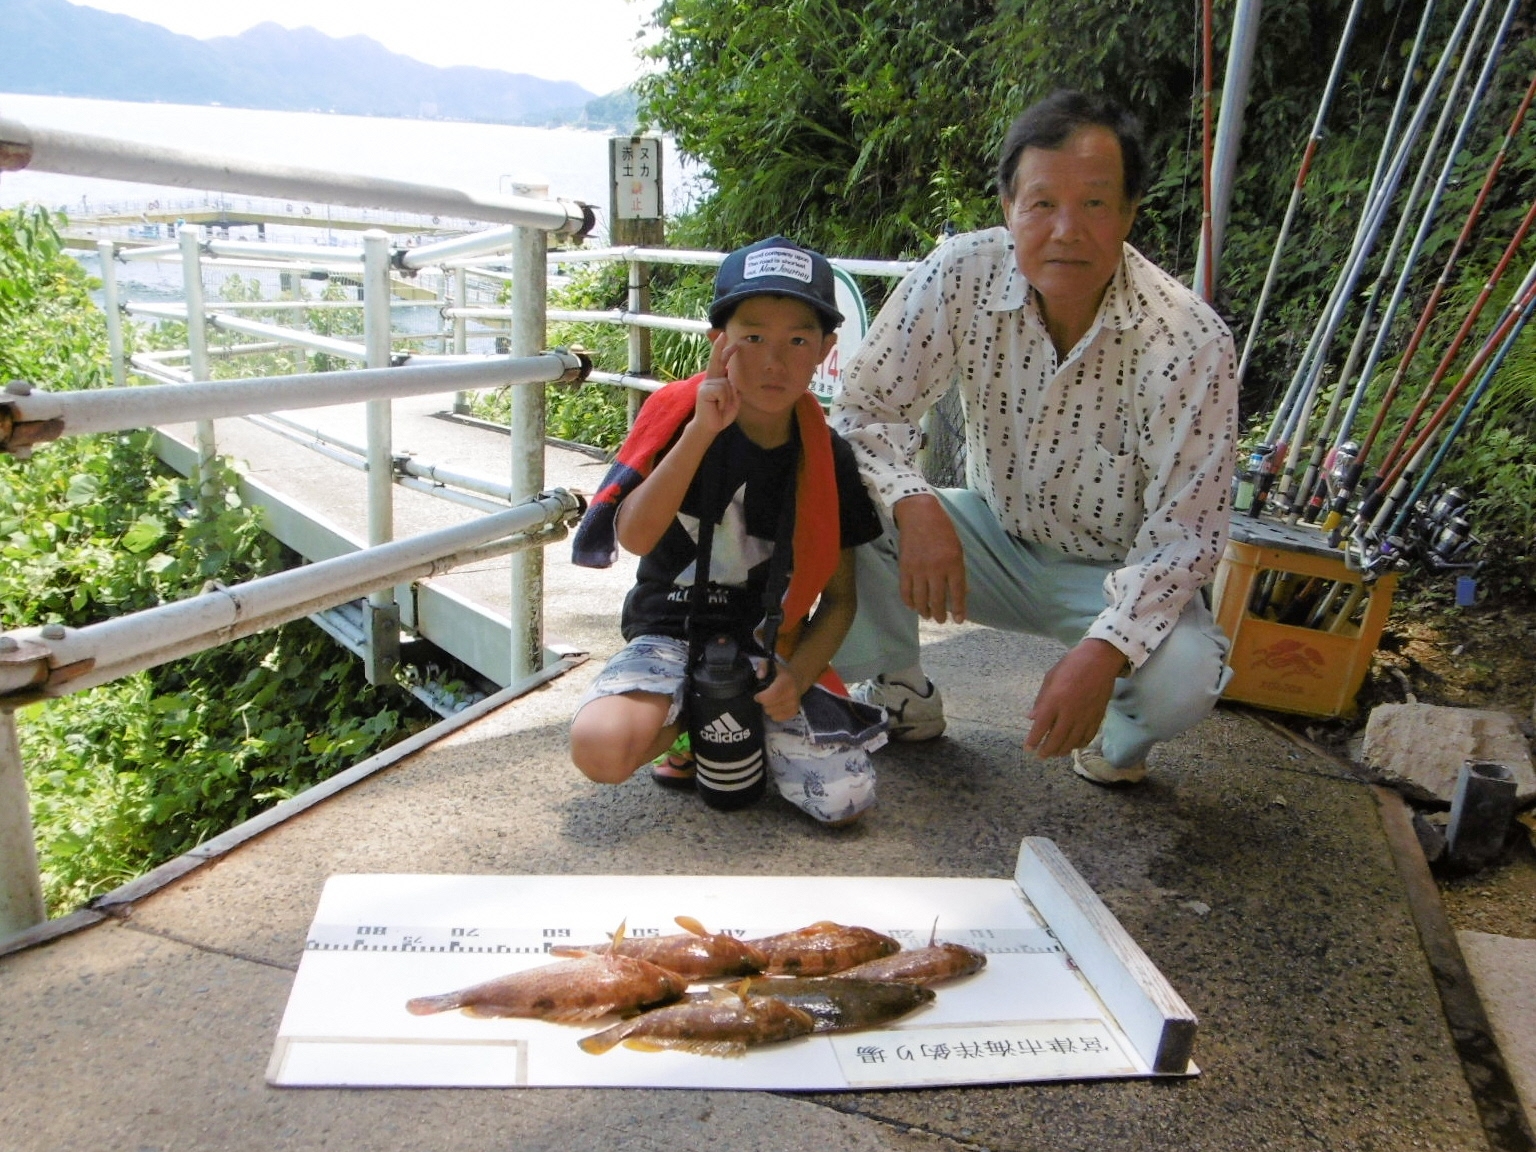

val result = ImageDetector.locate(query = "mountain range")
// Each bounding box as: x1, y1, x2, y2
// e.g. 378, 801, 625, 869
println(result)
0, 0, 638, 128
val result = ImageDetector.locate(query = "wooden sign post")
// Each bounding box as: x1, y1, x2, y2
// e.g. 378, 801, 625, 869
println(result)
609, 136, 666, 418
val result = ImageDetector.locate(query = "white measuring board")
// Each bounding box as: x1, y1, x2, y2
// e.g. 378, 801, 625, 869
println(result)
267, 838, 1197, 1089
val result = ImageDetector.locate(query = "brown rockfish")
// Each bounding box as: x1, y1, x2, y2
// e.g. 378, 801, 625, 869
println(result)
551, 915, 767, 981
405, 923, 687, 1023
744, 920, 900, 976
577, 990, 816, 1057
729, 976, 934, 1032
838, 939, 987, 986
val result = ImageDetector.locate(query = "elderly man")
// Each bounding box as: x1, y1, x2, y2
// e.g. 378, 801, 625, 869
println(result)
832, 89, 1236, 785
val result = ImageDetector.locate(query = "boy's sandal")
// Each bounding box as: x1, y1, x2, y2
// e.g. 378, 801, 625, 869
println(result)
649, 735, 696, 790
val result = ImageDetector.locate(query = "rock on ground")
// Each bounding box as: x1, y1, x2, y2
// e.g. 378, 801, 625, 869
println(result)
1355, 702, 1535, 805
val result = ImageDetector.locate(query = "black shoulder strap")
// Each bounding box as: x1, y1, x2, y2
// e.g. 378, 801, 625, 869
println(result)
687, 428, 800, 683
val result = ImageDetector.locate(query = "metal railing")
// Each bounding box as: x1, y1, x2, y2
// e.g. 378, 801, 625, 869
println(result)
0, 117, 596, 940
0, 115, 922, 943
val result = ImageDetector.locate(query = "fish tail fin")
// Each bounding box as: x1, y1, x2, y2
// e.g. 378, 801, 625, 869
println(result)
405, 993, 461, 1016
578, 1026, 627, 1056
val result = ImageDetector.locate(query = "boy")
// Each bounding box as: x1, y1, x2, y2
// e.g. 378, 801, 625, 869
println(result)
569, 236, 885, 824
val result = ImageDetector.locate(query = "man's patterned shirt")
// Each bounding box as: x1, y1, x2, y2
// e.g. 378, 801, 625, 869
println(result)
831, 227, 1238, 667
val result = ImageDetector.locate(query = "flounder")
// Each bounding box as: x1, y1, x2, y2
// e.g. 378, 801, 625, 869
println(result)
727, 976, 934, 1032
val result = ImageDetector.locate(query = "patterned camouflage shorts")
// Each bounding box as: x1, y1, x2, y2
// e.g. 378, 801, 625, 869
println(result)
575, 635, 877, 824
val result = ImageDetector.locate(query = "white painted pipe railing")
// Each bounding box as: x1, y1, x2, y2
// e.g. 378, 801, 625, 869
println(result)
0, 489, 580, 937
0, 490, 579, 702
0, 352, 586, 447
0, 117, 595, 237
206, 238, 366, 265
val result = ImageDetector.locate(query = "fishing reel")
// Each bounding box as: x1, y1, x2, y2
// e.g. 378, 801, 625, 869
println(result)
1345, 486, 1482, 584
1402, 486, 1482, 574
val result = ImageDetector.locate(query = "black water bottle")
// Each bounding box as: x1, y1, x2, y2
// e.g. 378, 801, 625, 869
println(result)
688, 635, 768, 810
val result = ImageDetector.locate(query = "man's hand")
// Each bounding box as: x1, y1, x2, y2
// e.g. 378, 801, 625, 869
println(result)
893, 494, 967, 623
692, 332, 740, 437
1024, 638, 1128, 759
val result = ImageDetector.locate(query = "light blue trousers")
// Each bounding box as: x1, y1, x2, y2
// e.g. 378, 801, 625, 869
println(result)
832, 489, 1233, 769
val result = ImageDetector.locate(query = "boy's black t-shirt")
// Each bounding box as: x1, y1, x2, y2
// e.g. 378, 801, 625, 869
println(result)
622, 421, 883, 648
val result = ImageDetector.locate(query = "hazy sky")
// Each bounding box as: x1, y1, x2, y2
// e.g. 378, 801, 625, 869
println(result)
66, 0, 657, 93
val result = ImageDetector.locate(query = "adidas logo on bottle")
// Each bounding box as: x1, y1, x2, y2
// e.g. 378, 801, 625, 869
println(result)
699, 712, 756, 744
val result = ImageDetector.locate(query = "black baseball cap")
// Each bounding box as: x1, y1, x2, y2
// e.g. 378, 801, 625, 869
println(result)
709, 236, 844, 330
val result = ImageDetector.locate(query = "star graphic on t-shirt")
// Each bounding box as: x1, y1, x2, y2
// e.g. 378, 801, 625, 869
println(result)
675, 482, 773, 586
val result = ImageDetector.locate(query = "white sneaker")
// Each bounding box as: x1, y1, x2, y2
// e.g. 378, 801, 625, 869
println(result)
1071, 736, 1147, 786
850, 675, 946, 741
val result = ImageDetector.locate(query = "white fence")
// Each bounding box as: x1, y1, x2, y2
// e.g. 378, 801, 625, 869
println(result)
0, 115, 916, 943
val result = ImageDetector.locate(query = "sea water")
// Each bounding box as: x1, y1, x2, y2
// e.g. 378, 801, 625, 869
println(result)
0, 93, 705, 337
0, 93, 702, 233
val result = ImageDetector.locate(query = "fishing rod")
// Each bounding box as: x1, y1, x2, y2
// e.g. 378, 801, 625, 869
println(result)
1389, 285, 1536, 542
1351, 260, 1536, 557
1321, 68, 1536, 536
1234, 0, 1365, 389
1252, 0, 1436, 454
1292, 0, 1520, 523
1262, 0, 1483, 517
1351, 277, 1536, 581
1200, 0, 1215, 303
1371, 192, 1536, 483
1249, 0, 1452, 516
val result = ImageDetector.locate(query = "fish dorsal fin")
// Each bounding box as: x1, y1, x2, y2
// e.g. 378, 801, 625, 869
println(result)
928, 916, 940, 947
736, 977, 752, 1004
609, 919, 628, 952
709, 983, 739, 1001
675, 915, 709, 937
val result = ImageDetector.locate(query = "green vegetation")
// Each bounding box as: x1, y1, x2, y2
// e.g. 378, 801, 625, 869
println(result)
1, 207, 430, 915
471, 260, 714, 451
636, 0, 1535, 597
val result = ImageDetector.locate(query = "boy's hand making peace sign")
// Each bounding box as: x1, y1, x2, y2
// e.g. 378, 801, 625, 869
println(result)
692, 331, 740, 437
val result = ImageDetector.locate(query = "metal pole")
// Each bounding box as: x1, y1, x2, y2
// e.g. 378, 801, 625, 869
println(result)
627, 256, 652, 425
0, 708, 46, 937
1194, 0, 1262, 296
96, 240, 126, 389
362, 229, 399, 685
178, 225, 216, 495
0, 352, 588, 441
1235, 0, 1365, 385
452, 265, 470, 414
0, 491, 582, 702
508, 225, 547, 680
0, 117, 593, 237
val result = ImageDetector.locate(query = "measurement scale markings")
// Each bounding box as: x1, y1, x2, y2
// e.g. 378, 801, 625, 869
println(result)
304, 925, 1062, 956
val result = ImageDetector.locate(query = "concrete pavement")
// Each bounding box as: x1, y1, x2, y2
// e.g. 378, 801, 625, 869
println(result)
0, 393, 1519, 1151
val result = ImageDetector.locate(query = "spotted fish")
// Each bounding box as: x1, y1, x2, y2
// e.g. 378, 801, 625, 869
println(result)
744, 920, 900, 976
838, 920, 987, 986
551, 915, 767, 981
405, 922, 686, 1023
577, 987, 816, 1057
